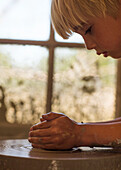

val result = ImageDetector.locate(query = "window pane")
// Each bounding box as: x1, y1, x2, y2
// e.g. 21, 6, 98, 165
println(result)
55, 32, 84, 43
0, 44, 48, 124
52, 47, 116, 122
0, 0, 51, 40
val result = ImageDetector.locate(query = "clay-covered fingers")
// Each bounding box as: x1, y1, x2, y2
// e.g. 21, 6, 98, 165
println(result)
42, 112, 65, 121
40, 117, 45, 122
31, 143, 60, 150
31, 141, 73, 150
30, 120, 51, 131
28, 135, 63, 145
28, 136, 54, 145
29, 128, 52, 137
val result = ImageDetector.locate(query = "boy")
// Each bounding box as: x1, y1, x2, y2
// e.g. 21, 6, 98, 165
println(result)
28, 0, 121, 150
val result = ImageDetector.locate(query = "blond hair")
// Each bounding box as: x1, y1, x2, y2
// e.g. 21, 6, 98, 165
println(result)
51, 0, 120, 39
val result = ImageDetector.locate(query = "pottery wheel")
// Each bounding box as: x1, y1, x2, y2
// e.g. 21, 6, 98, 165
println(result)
0, 139, 121, 170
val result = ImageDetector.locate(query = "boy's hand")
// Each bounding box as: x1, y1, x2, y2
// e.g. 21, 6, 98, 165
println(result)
28, 115, 79, 150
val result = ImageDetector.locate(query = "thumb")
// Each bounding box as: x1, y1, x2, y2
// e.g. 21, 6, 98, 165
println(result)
40, 117, 45, 122
42, 112, 65, 121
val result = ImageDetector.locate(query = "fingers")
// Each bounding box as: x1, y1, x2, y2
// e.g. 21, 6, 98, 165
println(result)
31, 142, 72, 150
28, 135, 62, 145
29, 128, 52, 137
28, 136, 54, 145
40, 117, 45, 122
42, 112, 65, 121
30, 121, 51, 131
31, 143, 59, 150
28, 135, 64, 150
30, 136, 64, 150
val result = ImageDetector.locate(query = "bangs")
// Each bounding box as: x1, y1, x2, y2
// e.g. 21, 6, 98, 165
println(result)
51, 0, 120, 39
51, 0, 93, 39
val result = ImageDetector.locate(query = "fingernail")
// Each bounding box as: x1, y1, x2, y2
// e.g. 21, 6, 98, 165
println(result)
30, 126, 33, 131
42, 114, 48, 118
29, 131, 32, 137
28, 137, 31, 142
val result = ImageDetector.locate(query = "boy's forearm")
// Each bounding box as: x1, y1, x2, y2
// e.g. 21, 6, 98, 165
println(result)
86, 117, 121, 125
75, 122, 121, 147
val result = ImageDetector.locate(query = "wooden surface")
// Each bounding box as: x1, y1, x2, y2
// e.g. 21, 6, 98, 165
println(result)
0, 139, 121, 170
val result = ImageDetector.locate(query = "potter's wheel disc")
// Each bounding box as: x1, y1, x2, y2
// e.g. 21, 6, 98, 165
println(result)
0, 139, 121, 170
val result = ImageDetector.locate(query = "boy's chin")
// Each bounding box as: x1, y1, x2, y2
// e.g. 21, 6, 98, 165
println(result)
111, 56, 121, 59
109, 54, 121, 59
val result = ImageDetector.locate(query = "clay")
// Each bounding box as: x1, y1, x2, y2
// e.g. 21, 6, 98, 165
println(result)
0, 139, 121, 170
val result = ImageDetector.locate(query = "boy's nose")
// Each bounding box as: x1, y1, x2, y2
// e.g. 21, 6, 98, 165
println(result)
84, 37, 96, 50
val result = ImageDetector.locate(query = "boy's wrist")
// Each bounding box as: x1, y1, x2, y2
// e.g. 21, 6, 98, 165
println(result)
74, 123, 95, 147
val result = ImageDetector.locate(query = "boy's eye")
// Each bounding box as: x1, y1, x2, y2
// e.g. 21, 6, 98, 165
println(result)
85, 26, 92, 35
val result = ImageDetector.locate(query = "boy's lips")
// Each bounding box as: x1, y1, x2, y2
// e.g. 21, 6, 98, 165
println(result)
102, 51, 108, 57
97, 51, 108, 57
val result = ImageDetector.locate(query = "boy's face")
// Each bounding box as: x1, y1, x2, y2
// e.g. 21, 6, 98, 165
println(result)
75, 13, 121, 59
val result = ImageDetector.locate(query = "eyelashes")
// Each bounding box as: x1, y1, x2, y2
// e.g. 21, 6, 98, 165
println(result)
74, 25, 93, 36
85, 26, 92, 35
